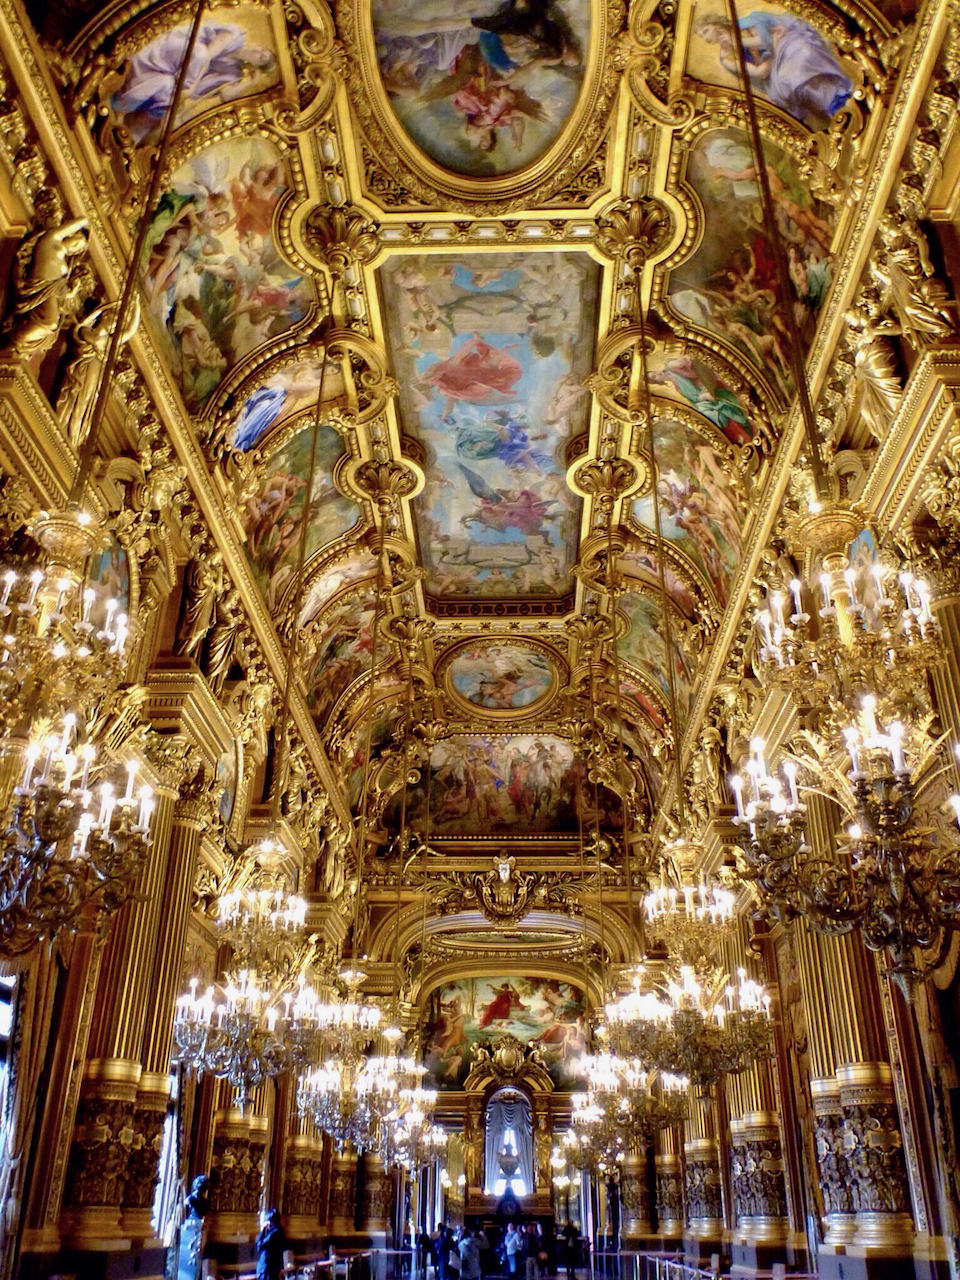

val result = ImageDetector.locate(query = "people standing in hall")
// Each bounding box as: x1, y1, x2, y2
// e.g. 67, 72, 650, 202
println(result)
255, 1209, 287, 1280
459, 1228, 482, 1280
561, 1220, 579, 1280
504, 1222, 522, 1277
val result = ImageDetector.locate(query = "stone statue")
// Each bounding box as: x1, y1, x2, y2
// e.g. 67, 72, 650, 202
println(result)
57, 295, 140, 444
2, 191, 89, 360
176, 1174, 210, 1280
174, 554, 222, 662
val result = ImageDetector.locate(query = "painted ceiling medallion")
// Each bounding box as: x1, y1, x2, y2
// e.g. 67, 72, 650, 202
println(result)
441, 638, 560, 715
339, 0, 619, 209
369, 0, 590, 180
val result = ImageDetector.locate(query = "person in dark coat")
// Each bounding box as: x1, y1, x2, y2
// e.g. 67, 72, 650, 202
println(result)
256, 1208, 288, 1280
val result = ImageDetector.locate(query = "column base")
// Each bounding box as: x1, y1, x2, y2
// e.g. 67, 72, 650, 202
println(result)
824, 1212, 858, 1245
205, 1210, 258, 1244
853, 1212, 916, 1249
118, 1207, 160, 1243
684, 1225, 725, 1268
58, 1205, 129, 1249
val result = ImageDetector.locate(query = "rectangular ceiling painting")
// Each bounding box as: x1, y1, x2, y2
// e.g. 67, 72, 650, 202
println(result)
378, 251, 599, 598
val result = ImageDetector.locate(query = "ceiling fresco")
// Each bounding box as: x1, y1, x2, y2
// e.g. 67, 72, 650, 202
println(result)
45, 0, 916, 919
378, 250, 596, 599
385, 734, 622, 836
370, 0, 590, 179
686, 2, 854, 132
143, 135, 315, 411
242, 424, 360, 610
665, 126, 834, 400
630, 416, 744, 608
423, 976, 587, 1090
111, 14, 281, 144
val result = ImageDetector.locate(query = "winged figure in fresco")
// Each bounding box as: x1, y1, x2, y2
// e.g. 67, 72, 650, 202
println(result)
458, 464, 559, 537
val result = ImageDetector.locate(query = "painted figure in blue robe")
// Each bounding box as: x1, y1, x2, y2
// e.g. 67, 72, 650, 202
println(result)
698, 10, 852, 132
456, 409, 553, 471
113, 23, 275, 143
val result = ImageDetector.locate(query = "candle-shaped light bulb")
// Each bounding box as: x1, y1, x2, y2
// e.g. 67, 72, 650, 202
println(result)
59, 712, 76, 758
949, 796, 960, 828
819, 573, 832, 611
887, 721, 906, 774
789, 578, 803, 618
20, 744, 39, 790
81, 586, 95, 622
103, 598, 117, 637
26, 568, 43, 606
0, 569, 15, 608
730, 774, 745, 817
124, 759, 137, 802
843, 727, 862, 775
844, 567, 859, 607
916, 580, 932, 622
139, 784, 154, 829
770, 593, 785, 629
751, 737, 767, 780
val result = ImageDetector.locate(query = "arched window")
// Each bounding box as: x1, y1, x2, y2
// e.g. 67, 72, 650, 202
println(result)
484, 1086, 533, 1196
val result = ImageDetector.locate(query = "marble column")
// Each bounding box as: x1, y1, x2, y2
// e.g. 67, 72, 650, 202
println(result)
282, 1121, 325, 1244
683, 1099, 724, 1264
121, 785, 212, 1241
788, 793, 918, 1273
329, 1149, 359, 1238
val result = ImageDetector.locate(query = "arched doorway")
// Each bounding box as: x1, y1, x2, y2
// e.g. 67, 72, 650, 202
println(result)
484, 1086, 533, 1196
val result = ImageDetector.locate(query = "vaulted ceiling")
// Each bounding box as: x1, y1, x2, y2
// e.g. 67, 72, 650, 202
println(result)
42, 0, 918, 869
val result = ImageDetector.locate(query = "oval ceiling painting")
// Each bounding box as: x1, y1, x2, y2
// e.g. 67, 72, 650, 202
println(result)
443, 639, 558, 713
371, 0, 591, 178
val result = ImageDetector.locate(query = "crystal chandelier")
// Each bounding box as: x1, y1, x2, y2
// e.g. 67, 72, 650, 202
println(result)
752, 510, 940, 734
216, 845, 312, 988
643, 837, 735, 967
295, 968, 385, 1148
0, 728, 153, 955
379, 1085, 446, 1172
174, 850, 325, 1107
566, 1053, 688, 1170
0, 513, 153, 957
607, 966, 772, 1090
175, 970, 321, 1110
733, 733, 960, 997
